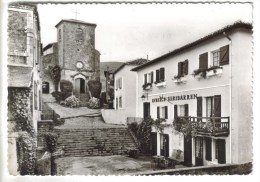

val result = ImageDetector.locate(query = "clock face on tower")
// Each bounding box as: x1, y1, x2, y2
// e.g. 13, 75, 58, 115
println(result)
76, 61, 83, 69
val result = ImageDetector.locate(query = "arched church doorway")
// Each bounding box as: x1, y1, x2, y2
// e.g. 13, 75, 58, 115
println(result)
42, 81, 49, 94
75, 78, 85, 94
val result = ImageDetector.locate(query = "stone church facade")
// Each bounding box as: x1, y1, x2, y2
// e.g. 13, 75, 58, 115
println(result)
56, 19, 100, 94
42, 19, 100, 102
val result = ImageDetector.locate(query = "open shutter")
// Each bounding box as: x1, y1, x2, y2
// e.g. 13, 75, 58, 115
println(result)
174, 105, 178, 120
157, 107, 160, 118
184, 60, 189, 75
197, 97, 202, 118
165, 106, 168, 119
199, 52, 208, 69
156, 69, 160, 82
219, 45, 229, 65
144, 74, 147, 84
160, 68, 165, 81
151, 71, 154, 83
178, 62, 182, 76
214, 95, 221, 122
184, 104, 189, 117
205, 138, 212, 161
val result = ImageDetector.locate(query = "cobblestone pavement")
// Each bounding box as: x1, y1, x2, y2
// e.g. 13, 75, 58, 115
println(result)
54, 116, 125, 129
47, 102, 101, 118
55, 155, 152, 175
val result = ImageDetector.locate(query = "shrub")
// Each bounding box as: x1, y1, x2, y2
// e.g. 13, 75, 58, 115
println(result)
60, 80, 73, 93
48, 65, 61, 92
86, 97, 100, 109
88, 80, 102, 98
128, 122, 139, 136
64, 95, 80, 108
51, 91, 72, 102
17, 133, 36, 175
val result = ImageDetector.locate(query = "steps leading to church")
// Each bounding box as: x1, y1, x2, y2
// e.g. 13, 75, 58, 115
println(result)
74, 93, 90, 107
54, 127, 138, 157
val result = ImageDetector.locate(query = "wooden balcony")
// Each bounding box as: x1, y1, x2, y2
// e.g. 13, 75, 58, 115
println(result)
177, 116, 230, 137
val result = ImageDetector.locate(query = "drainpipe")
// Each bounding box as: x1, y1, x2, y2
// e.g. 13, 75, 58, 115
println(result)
223, 32, 232, 164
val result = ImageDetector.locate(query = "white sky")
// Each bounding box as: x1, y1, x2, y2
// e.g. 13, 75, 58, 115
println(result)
38, 3, 252, 62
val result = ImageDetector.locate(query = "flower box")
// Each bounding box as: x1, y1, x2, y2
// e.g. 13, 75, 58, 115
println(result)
173, 76, 187, 84
155, 81, 166, 87
143, 84, 152, 90
207, 67, 223, 77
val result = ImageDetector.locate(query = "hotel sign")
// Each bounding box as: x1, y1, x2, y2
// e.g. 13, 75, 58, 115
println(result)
152, 94, 197, 103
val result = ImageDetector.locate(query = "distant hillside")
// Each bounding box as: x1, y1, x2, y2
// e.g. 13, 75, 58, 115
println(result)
100, 62, 124, 91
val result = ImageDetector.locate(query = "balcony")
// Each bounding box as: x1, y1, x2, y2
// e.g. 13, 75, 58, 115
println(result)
176, 116, 230, 137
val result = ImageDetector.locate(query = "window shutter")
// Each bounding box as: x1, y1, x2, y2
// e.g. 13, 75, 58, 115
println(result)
184, 104, 189, 117
205, 138, 212, 161
197, 97, 202, 118
119, 78, 121, 89
174, 105, 178, 120
219, 45, 229, 65
144, 74, 147, 84
199, 52, 208, 69
165, 106, 168, 119
151, 71, 154, 83
160, 67, 165, 81
214, 95, 221, 122
184, 59, 189, 75
156, 69, 160, 82
178, 62, 182, 76
157, 107, 160, 119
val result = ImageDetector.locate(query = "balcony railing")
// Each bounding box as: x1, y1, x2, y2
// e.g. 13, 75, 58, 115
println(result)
177, 116, 230, 137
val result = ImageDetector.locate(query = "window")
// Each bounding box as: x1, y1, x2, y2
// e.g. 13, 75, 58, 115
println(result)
206, 97, 213, 117
116, 78, 122, 90
174, 104, 189, 118
119, 96, 122, 108
205, 138, 212, 161
212, 50, 220, 66
116, 97, 118, 110
157, 106, 168, 119
76, 28, 83, 42
179, 105, 185, 117
144, 71, 153, 84
155, 67, 165, 83
177, 60, 189, 77
206, 95, 221, 121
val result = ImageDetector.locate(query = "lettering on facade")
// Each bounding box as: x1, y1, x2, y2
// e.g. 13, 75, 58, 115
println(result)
152, 94, 197, 103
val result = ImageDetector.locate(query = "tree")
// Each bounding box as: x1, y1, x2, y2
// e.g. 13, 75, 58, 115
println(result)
87, 80, 102, 98
49, 65, 61, 92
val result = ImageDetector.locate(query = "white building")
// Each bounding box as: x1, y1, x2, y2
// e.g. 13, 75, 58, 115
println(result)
132, 22, 252, 166
101, 58, 147, 125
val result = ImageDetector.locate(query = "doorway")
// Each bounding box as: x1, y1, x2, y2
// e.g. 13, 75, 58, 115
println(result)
160, 134, 169, 157
184, 135, 192, 166
195, 137, 204, 166
75, 78, 85, 94
151, 132, 157, 156
143, 102, 150, 118
216, 139, 226, 164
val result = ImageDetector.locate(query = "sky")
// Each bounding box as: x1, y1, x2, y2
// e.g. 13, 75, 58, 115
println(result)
38, 3, 252, 62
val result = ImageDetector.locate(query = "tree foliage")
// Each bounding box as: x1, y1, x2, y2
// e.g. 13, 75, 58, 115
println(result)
48, 65, 61, 91
88, 80, 102, 98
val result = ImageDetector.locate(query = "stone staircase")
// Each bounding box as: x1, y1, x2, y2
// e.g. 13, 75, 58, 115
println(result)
54, 127, 138, 157
74, 93, 90, 107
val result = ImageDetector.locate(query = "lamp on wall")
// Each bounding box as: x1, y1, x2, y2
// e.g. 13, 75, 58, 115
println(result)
141, 92, 148, 101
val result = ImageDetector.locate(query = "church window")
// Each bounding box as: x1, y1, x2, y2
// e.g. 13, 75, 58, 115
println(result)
76, 28, 83, 43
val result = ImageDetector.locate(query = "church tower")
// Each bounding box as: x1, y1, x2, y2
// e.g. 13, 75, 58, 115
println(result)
55, 19, 100, 95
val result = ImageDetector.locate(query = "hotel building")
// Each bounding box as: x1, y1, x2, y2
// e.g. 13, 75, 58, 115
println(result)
132, 22, 252, 166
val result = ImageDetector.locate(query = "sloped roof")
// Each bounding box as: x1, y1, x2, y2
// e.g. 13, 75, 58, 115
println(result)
55, 19, 97, 28
8, 66, 32, 87
113, 58, 148, 74
43, 42, 56, 52
132, 21, 252, 71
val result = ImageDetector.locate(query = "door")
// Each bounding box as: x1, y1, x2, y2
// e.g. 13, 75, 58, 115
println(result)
195, 137, 204, 166
160, 134, 169, 157
143, 102, 150, 118
75, 78, 81, 94
184, 135, 192, 166
75, 78, 85, 94
151, 132, 157, 156
216, 139, 226, 164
